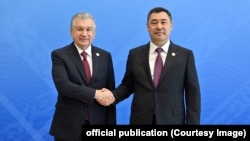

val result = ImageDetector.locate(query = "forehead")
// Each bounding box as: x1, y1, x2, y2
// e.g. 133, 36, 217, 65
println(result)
149, 12, 170, 21
73, 18, 94, 27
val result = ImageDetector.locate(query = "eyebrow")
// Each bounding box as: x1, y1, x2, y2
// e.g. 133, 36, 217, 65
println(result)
151, 19, 168, 21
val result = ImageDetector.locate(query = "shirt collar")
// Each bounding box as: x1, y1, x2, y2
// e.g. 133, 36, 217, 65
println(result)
150, 40, 170, 54
75, 44, 92, 57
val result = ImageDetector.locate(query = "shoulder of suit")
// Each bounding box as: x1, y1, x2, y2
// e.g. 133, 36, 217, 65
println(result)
51, 43, 72, 53
92, 45, 111, 55
130, 43, 148, 52
170, 42, 192, 52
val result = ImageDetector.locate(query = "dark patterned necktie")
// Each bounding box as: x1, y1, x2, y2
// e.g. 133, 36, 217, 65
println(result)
81, 51, 91, 82
153, 48, 163, 87
81, 51, 91, 122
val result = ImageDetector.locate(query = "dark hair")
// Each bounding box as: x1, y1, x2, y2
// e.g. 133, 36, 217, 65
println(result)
147, 7, 172, 24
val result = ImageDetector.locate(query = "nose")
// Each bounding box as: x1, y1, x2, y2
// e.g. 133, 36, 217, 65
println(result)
156, 23, 163, 29
80, 30, 88, 36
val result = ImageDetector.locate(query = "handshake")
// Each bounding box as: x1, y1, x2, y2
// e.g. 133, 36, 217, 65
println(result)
94, 88, 115, 106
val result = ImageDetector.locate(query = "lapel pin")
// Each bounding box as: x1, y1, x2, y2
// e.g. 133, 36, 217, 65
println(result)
171, 52, 176, 56
96, 53, 100, 56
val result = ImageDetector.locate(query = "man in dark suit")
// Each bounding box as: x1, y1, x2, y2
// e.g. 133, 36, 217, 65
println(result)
49, 12, 116, 141
103, 7, 201, 125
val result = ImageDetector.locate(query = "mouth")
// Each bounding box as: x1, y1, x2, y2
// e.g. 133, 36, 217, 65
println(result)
155, 33, 164, 37
79, 38, 88, 42
155, 32, 164, 35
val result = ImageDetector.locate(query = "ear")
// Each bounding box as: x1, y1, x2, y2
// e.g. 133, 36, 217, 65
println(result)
170, 22, 173, 30
146, 23, 149, 31
93, 30, 96, 39
70, 28, 73, 37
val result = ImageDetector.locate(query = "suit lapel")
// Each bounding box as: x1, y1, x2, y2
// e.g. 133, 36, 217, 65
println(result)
67, 43, 89, 83
140, 42, 178, 88
140, 44, 155, 87
159, 43, 178, 83
90, 47, 100, 82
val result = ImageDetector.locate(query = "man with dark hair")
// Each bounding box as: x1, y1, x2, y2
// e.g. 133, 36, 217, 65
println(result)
103, 7, 201, 125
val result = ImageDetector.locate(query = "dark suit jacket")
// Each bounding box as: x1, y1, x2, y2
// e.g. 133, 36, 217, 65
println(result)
113, 41, 200, 125
49, 42, 116, 139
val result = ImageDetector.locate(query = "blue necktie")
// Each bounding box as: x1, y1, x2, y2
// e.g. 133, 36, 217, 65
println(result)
153, 48, 163, 87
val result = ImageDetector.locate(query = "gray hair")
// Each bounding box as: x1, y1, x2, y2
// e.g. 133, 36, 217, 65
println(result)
70, 12, 96, 29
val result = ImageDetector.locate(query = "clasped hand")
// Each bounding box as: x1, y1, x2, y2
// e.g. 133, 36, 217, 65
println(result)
95, 88, 114, 106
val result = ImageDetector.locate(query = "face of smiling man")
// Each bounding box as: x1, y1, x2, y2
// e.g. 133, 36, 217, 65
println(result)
70, 18, 96, 50
147, 11, 173, 47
